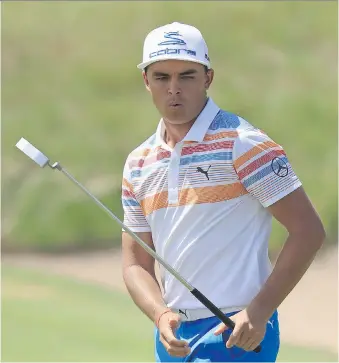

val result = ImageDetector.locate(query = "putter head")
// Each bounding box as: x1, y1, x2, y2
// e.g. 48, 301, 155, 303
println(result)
15, 137, 50, 168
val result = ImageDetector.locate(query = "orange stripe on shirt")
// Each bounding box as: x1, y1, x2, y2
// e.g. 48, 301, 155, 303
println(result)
129, 148, 152, 159
140, 191, 169, 216
122, 178, 134, 192
203, 131, 238, 141
140, 183, 247, 215
234, 141, 281, 170
179, 183, 248, 206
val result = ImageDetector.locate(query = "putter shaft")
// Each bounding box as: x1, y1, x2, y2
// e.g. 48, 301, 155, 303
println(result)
49, 161, 261, 353
14, 139, 261, 353
50, 162, 194, 291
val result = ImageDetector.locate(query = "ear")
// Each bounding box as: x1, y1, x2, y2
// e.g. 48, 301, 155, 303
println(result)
143, 71, 151, 92
205, 69, 214, 90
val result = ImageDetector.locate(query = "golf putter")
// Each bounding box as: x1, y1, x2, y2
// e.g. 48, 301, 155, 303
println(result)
15, 137, 262, 353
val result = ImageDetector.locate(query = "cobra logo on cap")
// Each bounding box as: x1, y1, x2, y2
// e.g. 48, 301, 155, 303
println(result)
149, 31, 197, 58
149, 30, 196, 59
158, 31, 187, 46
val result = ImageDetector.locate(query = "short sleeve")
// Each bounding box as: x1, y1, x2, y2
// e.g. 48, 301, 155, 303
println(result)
233, 128, 302, 207
121, 159, 151, 232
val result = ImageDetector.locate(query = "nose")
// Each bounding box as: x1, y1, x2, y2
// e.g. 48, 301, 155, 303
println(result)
168, 77, 181, 95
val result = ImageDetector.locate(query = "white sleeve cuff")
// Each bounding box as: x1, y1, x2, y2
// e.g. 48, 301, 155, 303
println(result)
262, 181, 303, 208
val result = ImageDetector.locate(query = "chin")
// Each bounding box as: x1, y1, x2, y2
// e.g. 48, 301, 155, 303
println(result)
165, 116, 191, 125
164, 110, 190, 124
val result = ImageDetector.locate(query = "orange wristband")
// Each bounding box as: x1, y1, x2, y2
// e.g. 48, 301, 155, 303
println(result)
155, 308, 172, 328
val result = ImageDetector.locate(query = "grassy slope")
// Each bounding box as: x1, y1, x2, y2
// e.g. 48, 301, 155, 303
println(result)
2, 2, 337, 250
2, 265, 338, 362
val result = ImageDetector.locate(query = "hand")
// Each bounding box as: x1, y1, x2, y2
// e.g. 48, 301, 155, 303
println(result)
157, 309, 191, 357
213, 308, 266, 352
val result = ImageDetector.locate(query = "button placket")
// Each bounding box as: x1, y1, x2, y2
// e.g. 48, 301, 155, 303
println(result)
167, 143, 183, 205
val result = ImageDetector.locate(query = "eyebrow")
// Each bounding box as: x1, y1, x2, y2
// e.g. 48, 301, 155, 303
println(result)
179, 69, 198, 76
152, 69, 198, 77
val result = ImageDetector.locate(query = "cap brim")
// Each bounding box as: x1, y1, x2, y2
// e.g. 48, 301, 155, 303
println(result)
137, 55, 210, 70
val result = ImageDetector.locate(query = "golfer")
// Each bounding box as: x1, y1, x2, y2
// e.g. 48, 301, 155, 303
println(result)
121, 22, 325, 362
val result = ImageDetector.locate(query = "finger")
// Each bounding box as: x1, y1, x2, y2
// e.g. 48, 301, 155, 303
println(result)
241, 337, 254, 351
161, 328, 188, 348
246, 340, 260, 352
214, 323, 228, 336
160, 336, 191, 357
226, 325, 242, 348
167, 336, 189, 348
167, 345, 191, 357
237, 330, 250, 347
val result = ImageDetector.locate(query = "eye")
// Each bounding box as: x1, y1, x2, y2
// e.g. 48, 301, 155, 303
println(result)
155, 76, 168, 81
182, 75, 195, 79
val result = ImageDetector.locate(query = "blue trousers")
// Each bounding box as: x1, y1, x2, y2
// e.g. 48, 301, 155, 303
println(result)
155, 310, 280, 362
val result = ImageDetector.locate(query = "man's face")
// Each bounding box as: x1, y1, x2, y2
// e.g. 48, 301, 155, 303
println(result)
143, 60, 214, 125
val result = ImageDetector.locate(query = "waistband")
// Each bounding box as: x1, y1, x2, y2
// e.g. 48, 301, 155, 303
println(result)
172, 306, 246, 322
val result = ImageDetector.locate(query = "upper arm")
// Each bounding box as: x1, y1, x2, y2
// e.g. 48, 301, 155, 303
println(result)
121, 158, 155, 275
233, 128, 325, 240
122, 231, 156, 276
267, 187, 325, 241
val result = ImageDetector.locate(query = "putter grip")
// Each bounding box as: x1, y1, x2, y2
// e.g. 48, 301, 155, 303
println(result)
190, 288, 262, 353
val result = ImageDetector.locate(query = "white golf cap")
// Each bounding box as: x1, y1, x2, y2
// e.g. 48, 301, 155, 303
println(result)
137, 22, 210, 70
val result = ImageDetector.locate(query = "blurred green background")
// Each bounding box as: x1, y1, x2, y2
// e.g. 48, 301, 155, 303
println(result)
2, 0, 337, 252
1, 1, 338, 362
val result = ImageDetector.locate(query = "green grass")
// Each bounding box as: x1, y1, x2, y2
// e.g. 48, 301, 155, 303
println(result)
1, 265, 338, 362
2, 1, 337, 251
1, 264, 155, 362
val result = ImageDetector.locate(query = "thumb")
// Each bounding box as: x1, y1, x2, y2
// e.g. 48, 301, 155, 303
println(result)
168, 314, 181, 330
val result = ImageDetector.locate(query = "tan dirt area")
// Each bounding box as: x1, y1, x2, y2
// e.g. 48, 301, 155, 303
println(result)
2, 245, 338, 354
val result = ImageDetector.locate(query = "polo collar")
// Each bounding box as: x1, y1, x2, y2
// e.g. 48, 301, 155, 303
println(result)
155, 97, 220, 147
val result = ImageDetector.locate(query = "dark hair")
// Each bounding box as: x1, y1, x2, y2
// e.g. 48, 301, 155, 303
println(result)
144, 64, 209, 74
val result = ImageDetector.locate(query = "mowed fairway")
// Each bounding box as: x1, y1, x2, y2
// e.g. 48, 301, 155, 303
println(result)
1, 265, 155, 362
2, 265, 338, 362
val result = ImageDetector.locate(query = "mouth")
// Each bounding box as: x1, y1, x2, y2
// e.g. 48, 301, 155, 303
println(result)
169, 103, 182, 108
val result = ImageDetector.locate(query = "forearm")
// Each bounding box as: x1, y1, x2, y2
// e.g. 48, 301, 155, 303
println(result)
249, 231, 324, 320
123, 264, 168, 322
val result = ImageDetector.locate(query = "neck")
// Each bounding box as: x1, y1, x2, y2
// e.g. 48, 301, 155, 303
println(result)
163, 120, 195, 148
163, 98, 208, 148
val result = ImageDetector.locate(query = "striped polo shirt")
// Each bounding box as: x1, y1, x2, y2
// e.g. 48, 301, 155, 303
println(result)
121, 98, 302, 310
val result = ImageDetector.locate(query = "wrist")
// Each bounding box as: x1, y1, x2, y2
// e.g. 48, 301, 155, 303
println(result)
153, 304, 170, 318
247, 298, 274, 323
155, 307, 172, 328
